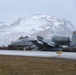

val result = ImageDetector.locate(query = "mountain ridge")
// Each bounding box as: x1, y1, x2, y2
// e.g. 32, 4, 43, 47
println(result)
0, 14, 75, 46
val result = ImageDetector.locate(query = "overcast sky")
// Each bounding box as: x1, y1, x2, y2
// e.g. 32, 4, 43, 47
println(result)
0, 0, 76, 28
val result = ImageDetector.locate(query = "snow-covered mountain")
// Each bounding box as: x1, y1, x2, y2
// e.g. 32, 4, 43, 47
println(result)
0, 14, 75, 46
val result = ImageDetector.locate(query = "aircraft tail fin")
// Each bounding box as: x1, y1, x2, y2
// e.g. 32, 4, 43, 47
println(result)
37, 36, 43, 41
71, 31, 76, 47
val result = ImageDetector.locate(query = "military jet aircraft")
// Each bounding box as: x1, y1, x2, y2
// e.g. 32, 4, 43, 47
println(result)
10, 31, 76, 51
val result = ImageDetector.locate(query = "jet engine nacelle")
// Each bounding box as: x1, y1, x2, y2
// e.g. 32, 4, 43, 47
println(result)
52, 35, 70, 44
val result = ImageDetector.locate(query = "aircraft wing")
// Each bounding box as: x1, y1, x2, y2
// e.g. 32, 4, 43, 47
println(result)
37, 36, 55, 47
46, 42, 55, 47
42, 39, 55, 47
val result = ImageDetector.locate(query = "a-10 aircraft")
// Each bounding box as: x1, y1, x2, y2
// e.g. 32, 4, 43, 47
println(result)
11, 31, 76, 51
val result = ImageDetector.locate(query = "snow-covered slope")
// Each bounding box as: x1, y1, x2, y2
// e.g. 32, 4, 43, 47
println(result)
0, 14, 75, 46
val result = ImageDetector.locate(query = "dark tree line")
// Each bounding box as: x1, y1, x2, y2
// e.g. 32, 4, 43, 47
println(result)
0, 45, 76, 52
0, 45, 17, 50
62, 47, 76, 52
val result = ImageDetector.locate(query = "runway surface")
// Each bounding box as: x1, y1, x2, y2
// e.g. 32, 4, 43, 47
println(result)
0, 50, 76, 60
